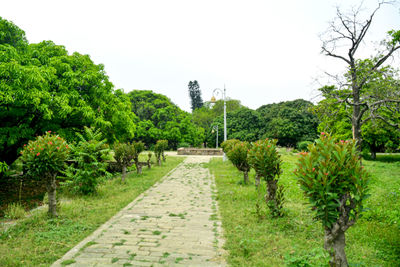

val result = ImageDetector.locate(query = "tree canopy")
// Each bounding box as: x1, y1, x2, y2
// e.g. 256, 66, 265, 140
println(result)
188, 80, 203, 111
0, 17, 136, 165
257, 99, 319, 147
128, 90, 204, 149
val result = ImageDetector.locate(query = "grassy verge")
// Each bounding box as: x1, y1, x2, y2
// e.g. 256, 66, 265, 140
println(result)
208, 152, 400, 266
0, 156, 184, 267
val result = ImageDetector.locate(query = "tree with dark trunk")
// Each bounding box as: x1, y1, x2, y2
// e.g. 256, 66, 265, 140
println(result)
188, 80, 203, 112
248, 139, 284, 217
321, 1, 400, 152
225, 141, 251, 184
295, 133, 369, 267
132, 141, 145, 174
114, 143, 135, 182
20, 131, 70, 217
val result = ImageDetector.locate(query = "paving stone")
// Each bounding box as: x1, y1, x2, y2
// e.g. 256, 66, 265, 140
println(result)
51, 156, 226, 267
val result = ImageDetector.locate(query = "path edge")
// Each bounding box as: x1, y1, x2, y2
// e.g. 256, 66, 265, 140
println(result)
51, 159, 186, 267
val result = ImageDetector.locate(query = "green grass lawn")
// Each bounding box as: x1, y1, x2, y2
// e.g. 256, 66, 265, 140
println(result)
0, 156, 184, 267
208, 152, 400, 267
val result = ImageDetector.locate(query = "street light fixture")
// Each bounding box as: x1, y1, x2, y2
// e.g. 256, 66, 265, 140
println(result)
211, 85, 227, 161
211, 125, 219, 148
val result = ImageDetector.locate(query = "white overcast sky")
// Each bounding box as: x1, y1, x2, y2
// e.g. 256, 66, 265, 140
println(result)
2, 0, 399, 112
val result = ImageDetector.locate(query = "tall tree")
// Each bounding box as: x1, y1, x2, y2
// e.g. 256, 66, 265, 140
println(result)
0, 18, 136, 165
257, 99, 319, 147
188, 80, 203, 111
320, 2, 400, 151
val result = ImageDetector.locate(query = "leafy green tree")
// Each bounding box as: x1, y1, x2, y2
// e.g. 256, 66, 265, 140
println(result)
0, 16, 28, 50
221, 139, 240, 154
294, 133, 369, 267
0, 18, 136, 165
20, 131, 70, 216
188, 80, 203, 111
132, 141, 145, 174
154, 140, 168, 166
315, 83, 400, 158
257, 99, 318, 147
128, 90, 203, 149
193, 99, 243, 147
114, 143, 135, 182
362, 120, 400, 159
248, 139, 284, 217
226, 141, 251, 184
62, 127, 111, 195
320, 3, 400, 152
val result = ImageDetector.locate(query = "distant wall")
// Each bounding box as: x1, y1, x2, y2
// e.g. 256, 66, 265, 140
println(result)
177, 148, 223, 156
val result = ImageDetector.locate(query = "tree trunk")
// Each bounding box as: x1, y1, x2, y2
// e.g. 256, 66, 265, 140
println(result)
162, 153, 166, 162
157, 157, 161, 166
136, 162, 142, 174
243, 171, 249, 184
324, 229, 348, 267
147, 159, 151, 169
46, 173, 58, 217
121, 165, 127, 182
255, 173, 261, 189
351, 84, 363, 154
371, 150, 376, 160
266, 179, 277, 203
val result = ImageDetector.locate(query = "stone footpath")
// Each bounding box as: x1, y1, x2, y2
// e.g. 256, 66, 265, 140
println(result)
52, 156, 226, 267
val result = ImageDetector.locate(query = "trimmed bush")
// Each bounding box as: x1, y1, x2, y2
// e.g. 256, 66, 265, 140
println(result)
20, 131, 70, 216
248, 138, 284, 217
226, 141, 251, 184
297, 140, 313, 152
154, 140, 168, 166
294, 132, 369, 266
221, 139, 240, 154
114, 142, 135, 182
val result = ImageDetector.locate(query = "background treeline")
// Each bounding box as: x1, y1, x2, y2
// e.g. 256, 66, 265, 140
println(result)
193, 98, 320, 149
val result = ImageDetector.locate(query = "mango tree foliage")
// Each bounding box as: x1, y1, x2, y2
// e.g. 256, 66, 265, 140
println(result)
208, 107, 262, 146
193, 99, 243, 147
128, 90, 203, 148
0, 17, 136, 164
257, 99, 319, 147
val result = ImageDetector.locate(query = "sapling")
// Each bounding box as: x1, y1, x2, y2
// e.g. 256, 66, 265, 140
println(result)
20, 131, 70, 217
294, 133, 369, 267
221, 139, 240, 154
248, 139, 284, 217
132, 141, 145, 174
226, 141, 251, 184
114, 143, 135, 182
63, 127, 110, 194
154, 140, 168, 166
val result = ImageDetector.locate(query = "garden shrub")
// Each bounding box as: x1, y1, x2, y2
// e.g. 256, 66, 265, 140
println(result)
154, 140, 168, 166
297, 140, 313, 152
62, 127, 110, 195
114, 142, 135, 182
132, 141, 145, 174
248, 138, 284, 217
294, 132, 369, 267
226, 141, 251, 184
221, 139, 240, 154
20, 131, 70, 217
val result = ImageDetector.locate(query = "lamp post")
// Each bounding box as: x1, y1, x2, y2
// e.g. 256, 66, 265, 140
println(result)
211, 85, 227, 161
212, 125, 219, 148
